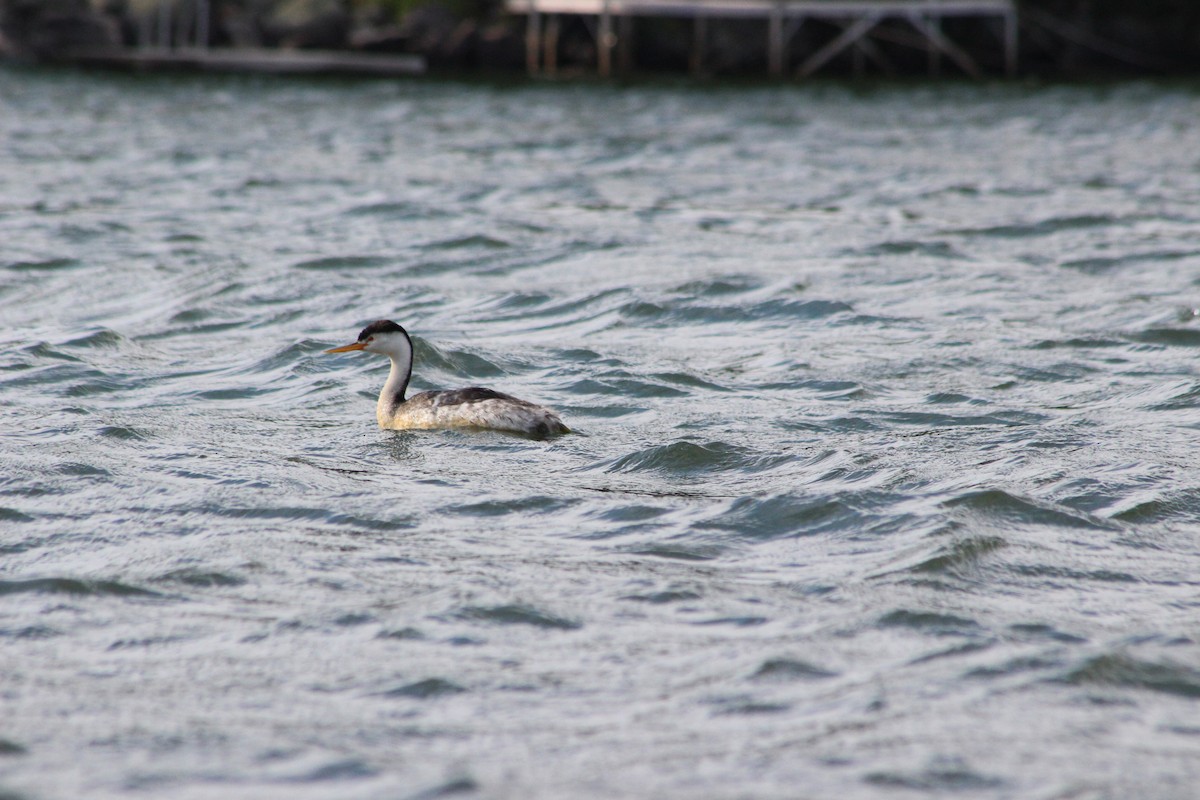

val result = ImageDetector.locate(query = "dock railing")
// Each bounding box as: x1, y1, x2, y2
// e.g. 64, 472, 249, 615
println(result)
505, 0, 1017, 77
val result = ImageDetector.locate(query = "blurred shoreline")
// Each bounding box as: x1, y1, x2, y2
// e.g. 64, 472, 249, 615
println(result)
1, 0, 1195, 79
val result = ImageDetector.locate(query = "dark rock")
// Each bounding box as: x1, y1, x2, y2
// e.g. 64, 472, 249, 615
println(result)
261, 0, 350, 49
349, 23, 411, 53
436, 19, 478, 66
476, 20, 523, 71
0, 0, 119, 58
217, 3, 264, 48
395, 3, 458, 57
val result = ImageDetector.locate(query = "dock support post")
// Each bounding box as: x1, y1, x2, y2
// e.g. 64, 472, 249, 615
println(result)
156, 0, 171, 48
598, 0, 614, 77
768, 3, 784, 77
544, 14, 560, 75
1004, 8, 1018, 77
690, 14, 707, 75
525, 8, 542, 75
137, 9, 151, 48
926, 15, 940, 76
196, 0, 210, 49
618, 13, 634, 74
175, 0, 193, 49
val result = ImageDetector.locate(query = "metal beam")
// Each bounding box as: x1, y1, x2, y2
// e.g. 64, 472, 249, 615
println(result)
855, 34, 896, 75
797, 14, 880, 78
926, 14, 940, 75
907, 12, 980, 77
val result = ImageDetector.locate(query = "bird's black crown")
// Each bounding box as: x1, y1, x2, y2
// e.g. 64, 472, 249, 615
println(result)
358, 319, 407, 342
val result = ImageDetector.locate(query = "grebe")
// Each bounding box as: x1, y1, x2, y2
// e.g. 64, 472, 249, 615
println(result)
325, 320, 569, 438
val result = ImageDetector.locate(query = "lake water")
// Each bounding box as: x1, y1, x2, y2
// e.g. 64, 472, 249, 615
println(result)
3, 68, 1200, 799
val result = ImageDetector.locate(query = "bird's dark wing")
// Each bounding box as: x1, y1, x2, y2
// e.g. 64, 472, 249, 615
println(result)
428, 387, 525, 408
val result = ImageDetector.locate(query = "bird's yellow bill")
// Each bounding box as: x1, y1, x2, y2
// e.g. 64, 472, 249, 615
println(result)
325, 342, 367, 354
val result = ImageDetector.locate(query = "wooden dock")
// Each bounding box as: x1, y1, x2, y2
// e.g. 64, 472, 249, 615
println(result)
505, 0, 1017, 77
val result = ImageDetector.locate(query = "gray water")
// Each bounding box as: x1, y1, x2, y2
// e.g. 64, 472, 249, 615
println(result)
3, 68, 1200, 800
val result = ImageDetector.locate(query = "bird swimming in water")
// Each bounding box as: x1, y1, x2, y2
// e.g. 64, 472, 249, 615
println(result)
325, 320, 569, 438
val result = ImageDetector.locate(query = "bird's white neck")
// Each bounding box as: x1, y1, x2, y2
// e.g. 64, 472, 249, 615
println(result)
375, 338, 413, 425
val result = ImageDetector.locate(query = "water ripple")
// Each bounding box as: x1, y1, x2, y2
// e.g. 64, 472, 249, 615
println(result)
0, 577, 160, 598
942, 489, 1116, 531
604, 440, 790, 475
1060, 653, 1200, 698
452, 605, 581, 630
